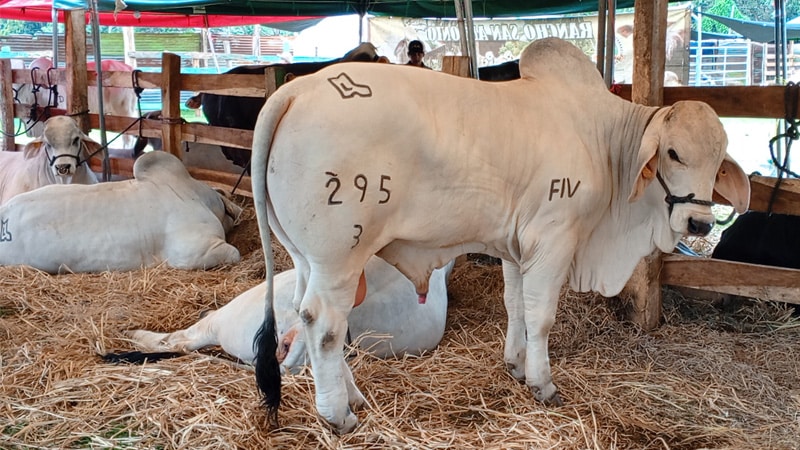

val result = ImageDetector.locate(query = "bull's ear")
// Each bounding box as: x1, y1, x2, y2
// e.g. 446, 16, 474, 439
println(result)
81, 136, 102, 159
712, 154, 750, 214
22, 140, 44, 159
377, 56, 391, 64
628, 109, 665, 203
213, 188, 244, 222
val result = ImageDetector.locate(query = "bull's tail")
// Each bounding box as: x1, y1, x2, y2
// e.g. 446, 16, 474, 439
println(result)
251, 88, 294, 428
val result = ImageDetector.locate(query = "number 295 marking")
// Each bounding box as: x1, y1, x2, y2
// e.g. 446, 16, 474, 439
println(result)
326, 172, 391, 205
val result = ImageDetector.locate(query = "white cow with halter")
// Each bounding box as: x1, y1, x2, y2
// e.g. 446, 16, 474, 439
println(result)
124, 257, 453, 371
0, 115, 98, 206
249, 37, 751, 433
0, 151, 241, 273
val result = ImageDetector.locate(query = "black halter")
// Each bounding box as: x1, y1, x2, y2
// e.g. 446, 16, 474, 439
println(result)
46, 143, 86, 169
655, 171, 714, 215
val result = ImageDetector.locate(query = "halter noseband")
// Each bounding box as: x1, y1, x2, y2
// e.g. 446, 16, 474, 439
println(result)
46, 141, 88, 170
655, 171, 714, 215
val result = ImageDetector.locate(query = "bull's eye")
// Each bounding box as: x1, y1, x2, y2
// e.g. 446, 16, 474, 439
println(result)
72, 137, 80, 147
668, 148, 682, 163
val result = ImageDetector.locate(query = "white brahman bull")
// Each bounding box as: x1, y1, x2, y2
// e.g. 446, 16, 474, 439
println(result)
0, 115, 99, 205
16, 57, 138, 148
0, 151, 241, 273
250, 37, 752, 433
125, 257, 453, 371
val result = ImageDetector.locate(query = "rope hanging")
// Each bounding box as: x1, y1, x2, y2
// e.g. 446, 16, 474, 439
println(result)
766, 81, 800, 214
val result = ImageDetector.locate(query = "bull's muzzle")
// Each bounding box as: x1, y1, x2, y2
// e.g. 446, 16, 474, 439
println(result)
687, 217, 713, 236
55, 163, 73, 175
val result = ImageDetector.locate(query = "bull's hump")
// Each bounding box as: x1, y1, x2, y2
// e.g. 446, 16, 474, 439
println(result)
518, 38, 607, 92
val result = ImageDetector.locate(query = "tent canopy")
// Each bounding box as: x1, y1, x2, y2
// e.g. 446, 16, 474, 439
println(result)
52, 0, 645, 20
702, 11, 800, 43
0, 0, 322, 29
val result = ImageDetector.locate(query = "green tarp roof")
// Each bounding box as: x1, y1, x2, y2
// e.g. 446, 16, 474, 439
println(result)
53, 0, 646, 19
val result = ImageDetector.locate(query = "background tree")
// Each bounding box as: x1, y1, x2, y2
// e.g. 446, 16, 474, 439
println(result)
694, 0, 800, 34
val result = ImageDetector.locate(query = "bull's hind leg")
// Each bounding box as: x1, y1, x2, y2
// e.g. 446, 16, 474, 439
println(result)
299, 269, 364, 434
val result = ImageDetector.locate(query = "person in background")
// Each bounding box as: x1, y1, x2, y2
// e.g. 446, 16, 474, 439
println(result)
406, 40, 431, 69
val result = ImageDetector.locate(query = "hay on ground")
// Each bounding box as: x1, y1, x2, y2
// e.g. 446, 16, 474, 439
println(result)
1, 197, 798, 449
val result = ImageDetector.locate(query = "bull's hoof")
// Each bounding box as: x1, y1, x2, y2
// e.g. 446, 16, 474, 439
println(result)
327, 409, 358, 435
530, 385, 563, 407
349, 390, 368, 412
505, 362, 526, 380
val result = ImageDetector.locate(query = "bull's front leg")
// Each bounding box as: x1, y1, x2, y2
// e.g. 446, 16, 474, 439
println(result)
502, 260, 526, 380
518, 240, 572, 407
299, 273, 363, 434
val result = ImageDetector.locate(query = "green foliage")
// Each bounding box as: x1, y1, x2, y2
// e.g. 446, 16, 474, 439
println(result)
0, 19, 48, 36
694, 0, 800, 35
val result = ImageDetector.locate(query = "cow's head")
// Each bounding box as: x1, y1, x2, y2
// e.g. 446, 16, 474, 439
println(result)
629, 101, 750, 250
23, 115, 100, 182
211, 188, 244, 233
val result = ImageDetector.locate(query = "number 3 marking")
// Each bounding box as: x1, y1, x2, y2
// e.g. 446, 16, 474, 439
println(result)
351, 225, 363, 248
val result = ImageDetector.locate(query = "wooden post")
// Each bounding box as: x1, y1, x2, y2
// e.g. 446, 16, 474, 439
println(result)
264, 66, 280, 98
160, 52, 183, 158
0, 59, 15, 151
625, 0, 668, 331
122, 27, 136, 69
631, 0, 667, 106
65, 9, 89, 133
442, 56, 471, 78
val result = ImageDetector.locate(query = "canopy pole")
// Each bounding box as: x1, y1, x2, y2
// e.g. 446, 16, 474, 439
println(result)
597, 0, 607, 76
603, 0, 617, 88
462, 0, 478, 79
89, 0, 110, 182
51, 5, 58, 67
453, 0, 469, 65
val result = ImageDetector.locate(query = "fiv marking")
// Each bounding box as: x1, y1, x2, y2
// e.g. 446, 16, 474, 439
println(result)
548, 178, 581, 201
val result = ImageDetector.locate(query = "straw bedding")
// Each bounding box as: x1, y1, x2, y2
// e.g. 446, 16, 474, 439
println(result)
1, 197, 798, 449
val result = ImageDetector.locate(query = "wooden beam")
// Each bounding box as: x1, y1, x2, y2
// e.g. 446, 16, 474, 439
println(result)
747, 176, 800, 215
631, 0, 667, 106
64, 9, 89, 133
619, 250, 664, 330
0, 59, 16, 151
442, 56, 471, 78
662, 254, 800, 305
614, 85, 798, 119
160, 52, 183, 158
626, 0, 669, 331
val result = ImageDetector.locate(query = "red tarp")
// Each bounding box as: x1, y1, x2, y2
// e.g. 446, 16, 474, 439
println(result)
0, 0, 322, 29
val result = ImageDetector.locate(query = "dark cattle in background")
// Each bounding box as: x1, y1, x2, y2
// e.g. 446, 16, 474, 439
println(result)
712, 211, 800, 269
190, 43, 381, 171
478, 60, 520, 81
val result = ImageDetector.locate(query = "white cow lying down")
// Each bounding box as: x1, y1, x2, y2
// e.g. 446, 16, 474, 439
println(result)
125, 257, 453, 371
250, 37, 752, 432
0, 116, 99, 205
0, 151, 242, 273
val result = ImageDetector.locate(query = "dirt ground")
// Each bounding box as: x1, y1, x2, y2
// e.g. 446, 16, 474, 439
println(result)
1, 197, 798, 449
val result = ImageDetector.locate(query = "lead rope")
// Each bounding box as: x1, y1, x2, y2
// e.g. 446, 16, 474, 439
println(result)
766, 82, 800, 215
